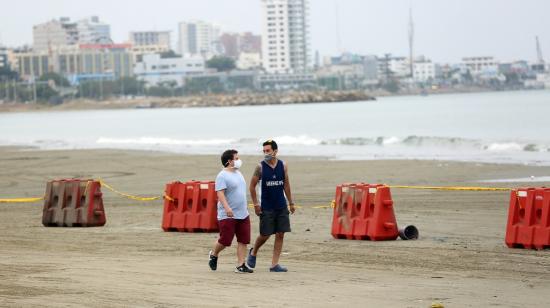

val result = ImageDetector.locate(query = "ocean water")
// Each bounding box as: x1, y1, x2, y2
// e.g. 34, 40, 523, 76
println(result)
1, 90, 549, 165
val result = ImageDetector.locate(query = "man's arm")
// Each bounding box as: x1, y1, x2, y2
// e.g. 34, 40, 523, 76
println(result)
249, 164, 261, 215
283, 162, 295, 214
217, 190, 233, 217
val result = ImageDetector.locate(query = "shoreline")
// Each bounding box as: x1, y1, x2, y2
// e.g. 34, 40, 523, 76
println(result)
2, 145, 549, 168
1, 87, 545, 114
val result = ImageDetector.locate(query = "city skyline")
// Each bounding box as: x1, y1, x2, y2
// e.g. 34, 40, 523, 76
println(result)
1, 0, 549, 63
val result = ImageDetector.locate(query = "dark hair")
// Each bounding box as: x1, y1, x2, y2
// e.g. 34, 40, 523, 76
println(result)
263, 139, 278, 150
221, 149, 238, 167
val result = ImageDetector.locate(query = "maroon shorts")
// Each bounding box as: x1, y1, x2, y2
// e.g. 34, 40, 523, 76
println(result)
218, 216, 251, 247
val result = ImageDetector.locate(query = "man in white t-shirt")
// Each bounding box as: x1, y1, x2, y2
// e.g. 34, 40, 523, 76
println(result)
208, 149, 253, 273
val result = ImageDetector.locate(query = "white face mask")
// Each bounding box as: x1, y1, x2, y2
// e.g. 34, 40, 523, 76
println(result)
233, 159, 243, 169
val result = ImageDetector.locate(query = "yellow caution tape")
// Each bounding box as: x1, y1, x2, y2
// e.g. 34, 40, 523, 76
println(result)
98, 179, 162, 202
0, 196, 45, 203
387, 185, 512, 192
0, 181, 513, 205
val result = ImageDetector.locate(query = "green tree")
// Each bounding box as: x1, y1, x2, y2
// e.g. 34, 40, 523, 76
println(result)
114, 77, 143, 96
160, 50, 181, 58
184, 77, 224, 94
39, 72, 70, 87
206, 56, 236, 72
0, 65, 18, 81
382, 79, 400, 93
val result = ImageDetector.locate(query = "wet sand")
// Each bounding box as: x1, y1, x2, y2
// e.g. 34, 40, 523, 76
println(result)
1, 147, 549, 307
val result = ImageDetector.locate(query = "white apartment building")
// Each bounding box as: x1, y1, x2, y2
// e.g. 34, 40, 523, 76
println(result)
261, 0, 310, 73
33, 18, 79, 51
0, 47, 8, 69
130, 31, 171, 47
377, 56, 410, 79
77, 16, 111, 44
33, 17, 111, 51
462, 56, 499, 75
131, 44, 171, 63
413, 61, 436, 82
134, 53, 205, 87
237, 52, 262, 70
178, 21, 221, 58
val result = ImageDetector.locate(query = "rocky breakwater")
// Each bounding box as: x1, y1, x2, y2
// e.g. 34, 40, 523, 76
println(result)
151, 90, 376, 108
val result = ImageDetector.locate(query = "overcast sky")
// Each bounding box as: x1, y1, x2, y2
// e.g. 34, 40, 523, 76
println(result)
1, 0, 549, 63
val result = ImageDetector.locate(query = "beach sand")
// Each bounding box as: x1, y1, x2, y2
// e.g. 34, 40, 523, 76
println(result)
1, 147, 549, 307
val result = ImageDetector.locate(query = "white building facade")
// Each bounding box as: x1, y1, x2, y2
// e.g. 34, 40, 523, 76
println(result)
413, 61, 436, 82
462, 56, 499, 75
77, 16, 111, 44
33, 17, 111, 52
261, 0, 310, 73
134, 54, 205, 87
178, 21, 221, 58
130, 31, 171, 47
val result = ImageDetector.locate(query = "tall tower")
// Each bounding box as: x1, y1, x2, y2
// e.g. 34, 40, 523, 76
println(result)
536, 36, 544, 65
408, 7, 414, 78
261, 0, 310, 73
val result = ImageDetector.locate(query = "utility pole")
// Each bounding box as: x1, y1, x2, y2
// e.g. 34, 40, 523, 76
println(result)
5, 79, 9, 102
99, 76, 104, 101
13, 79, 17, 103
408, 6, 415, 79
32, 75, 37, 103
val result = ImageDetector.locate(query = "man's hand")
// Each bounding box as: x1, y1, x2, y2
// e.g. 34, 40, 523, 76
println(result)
254, 204, 262, 216
289, 204, 296, 214
225, 208, 234, 218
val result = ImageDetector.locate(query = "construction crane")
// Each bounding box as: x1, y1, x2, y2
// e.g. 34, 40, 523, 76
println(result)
536, 36, 544, 64
533, 36, 546, 73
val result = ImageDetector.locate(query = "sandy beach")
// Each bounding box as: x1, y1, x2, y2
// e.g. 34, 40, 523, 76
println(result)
1, 146, 549, 307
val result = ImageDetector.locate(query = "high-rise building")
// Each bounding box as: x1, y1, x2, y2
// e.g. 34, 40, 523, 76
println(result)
220, 32, 261, 59
77, 16, 111, 44
178, 21, 221, 58
33, 17, 111, 51
129, 31, 171, 47
16, 44, 133, 82
261, 0, 310, 73
0, 47, 8, 70
33, 17, 79, 51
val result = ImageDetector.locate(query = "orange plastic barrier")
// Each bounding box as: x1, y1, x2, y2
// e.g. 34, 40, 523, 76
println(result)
505, 188, 550, 250
331, 183, 398, 241
42, 179, 106, 227
162, 181, 218, 232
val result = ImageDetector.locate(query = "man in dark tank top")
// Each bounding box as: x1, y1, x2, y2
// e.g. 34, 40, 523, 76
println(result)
247, 139, 296, 272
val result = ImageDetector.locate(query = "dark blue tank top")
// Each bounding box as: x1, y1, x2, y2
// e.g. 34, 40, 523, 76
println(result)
260, 159, 287, 210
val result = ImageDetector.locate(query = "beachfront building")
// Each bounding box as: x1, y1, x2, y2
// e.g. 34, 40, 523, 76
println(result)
128, 31, 172, 63
129, 31, 171, 48
0, 47, 8, 70
257, 72, 315, 90
33, 17, 79, 52
261, 0, 311, 73
33, 17, 111, 52
130, 45, 172, 63
16, 44, 133, 83
219, 32, 262, 59
462, 56, 499, 75
237, 52, 262, 70
177, 20, 221, 58
413, 59, 436, 83
76, 17, 111, 44
133, 53, 205, 87
377, 56, 410, 80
